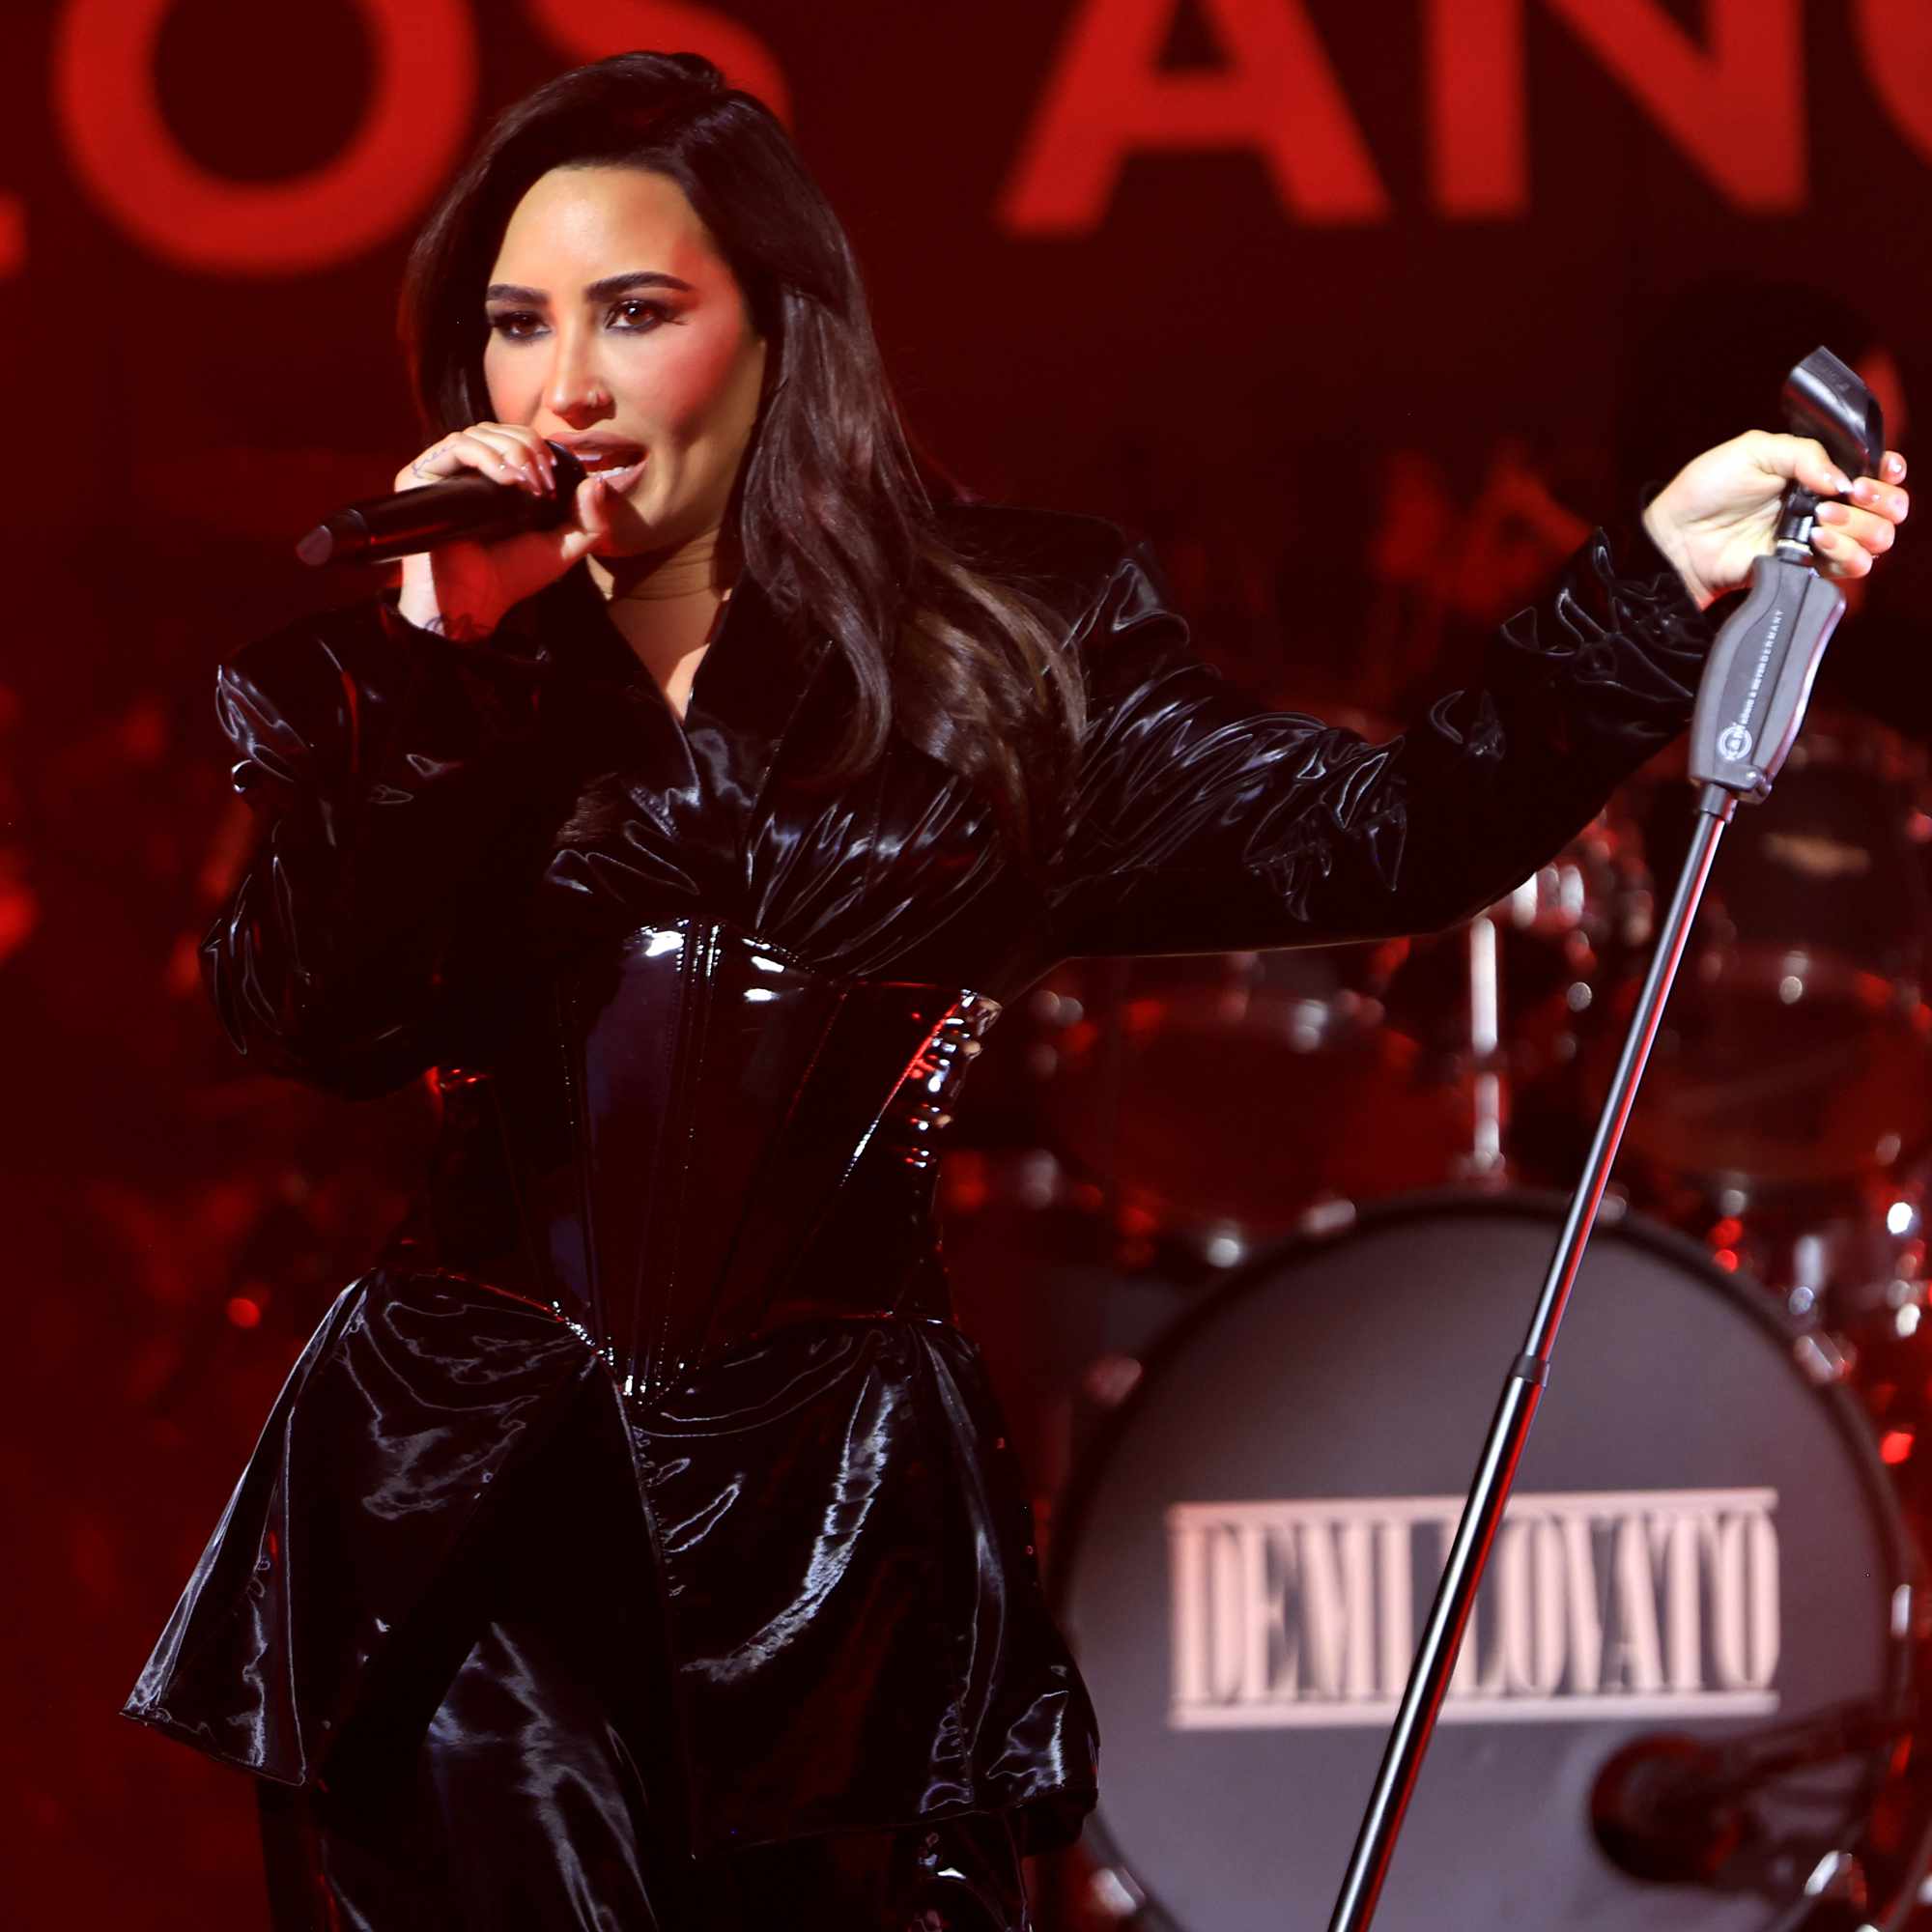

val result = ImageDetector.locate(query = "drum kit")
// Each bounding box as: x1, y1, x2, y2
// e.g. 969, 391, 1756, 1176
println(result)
942, 703, 1932, 1931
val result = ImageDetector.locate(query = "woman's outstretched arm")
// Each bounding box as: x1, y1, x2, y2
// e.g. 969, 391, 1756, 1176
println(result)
1044, 438, 1908, 961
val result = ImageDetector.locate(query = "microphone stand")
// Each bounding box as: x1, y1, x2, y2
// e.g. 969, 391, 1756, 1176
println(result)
1325, 346, 1885, 1932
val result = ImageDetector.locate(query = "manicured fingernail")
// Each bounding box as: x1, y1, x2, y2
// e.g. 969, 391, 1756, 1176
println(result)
1817, 500, 1846, 522
1833, 471, 1855, 495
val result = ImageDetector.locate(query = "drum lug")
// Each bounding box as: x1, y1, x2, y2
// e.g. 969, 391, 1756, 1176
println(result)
1087, 1864, 1147, 1921
1802, 1847, 1867, 1910
1295, 1195, 1357, 1239
1083, 1353, 1145, 1409
1199, 1223, 1248, 1269
1794, 1330, 1854, 1385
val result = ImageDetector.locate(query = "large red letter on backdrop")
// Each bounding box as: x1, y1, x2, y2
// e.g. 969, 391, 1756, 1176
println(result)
1000, 0, 1388, 235
1426, 0, 1524, 217
526, 0, 791, 127
1429, 0, 1804, 216
53, 0, 477, 274
1855, 0, 1932, 167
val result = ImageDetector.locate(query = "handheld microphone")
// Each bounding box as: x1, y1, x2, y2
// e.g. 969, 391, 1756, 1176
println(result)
295, 440, 588, 568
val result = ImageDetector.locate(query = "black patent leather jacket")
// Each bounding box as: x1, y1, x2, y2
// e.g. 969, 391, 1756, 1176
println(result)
123, 504, 1711, 1858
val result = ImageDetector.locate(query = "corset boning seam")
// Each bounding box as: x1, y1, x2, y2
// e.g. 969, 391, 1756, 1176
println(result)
701, 978, 850, 1354
646, 921, 711, 1392
482, 1053, 553, 1310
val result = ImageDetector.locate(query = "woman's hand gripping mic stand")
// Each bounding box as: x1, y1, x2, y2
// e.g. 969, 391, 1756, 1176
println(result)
1325, 348, 1889, 1932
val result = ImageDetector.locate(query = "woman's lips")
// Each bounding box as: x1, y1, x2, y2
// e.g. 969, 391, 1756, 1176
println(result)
582, 454, 645, 493
549, 438, 646, 492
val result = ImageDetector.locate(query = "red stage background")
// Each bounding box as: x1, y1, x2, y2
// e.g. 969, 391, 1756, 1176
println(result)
3, 3, 1929, 1924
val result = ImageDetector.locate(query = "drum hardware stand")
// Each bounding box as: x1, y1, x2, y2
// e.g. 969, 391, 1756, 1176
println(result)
1327, 348, 1887, 1932
1449, 913, 1509, 1181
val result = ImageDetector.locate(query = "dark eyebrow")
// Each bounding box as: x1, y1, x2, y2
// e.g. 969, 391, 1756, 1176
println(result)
484, 270, 695, 305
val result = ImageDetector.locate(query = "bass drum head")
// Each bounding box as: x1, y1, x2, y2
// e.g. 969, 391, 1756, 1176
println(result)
1056, 1192, 1928, 1931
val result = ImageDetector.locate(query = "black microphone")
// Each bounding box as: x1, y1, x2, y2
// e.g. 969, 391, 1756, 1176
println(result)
1589, 1698, 1912, 1888
295, 440, 587, 568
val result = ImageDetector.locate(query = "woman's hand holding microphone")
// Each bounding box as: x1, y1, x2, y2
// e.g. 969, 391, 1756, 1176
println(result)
393, 422, 615, 640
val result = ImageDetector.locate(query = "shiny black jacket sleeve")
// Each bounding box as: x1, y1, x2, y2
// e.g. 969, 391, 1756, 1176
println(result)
1043, 525, 1713, 956
197, 599, 548, 1098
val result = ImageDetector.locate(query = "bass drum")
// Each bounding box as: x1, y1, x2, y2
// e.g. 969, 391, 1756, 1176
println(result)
1055, 1192, 1932, 1931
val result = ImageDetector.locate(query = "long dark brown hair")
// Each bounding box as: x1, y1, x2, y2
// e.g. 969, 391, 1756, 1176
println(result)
398, 49, 1083, 860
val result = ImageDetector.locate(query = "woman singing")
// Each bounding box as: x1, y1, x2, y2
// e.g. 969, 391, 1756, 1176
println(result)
123, 49, 1908, 1932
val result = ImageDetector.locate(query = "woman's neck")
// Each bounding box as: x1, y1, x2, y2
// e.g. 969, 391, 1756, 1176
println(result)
585, 527, 741, 719
585, 526, 736, 607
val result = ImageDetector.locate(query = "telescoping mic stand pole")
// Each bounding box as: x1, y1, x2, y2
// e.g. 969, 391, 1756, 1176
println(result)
1324, 347, 1888, 1932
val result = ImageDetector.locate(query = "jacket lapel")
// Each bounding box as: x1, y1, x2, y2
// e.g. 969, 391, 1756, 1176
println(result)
514, 562, 834, 900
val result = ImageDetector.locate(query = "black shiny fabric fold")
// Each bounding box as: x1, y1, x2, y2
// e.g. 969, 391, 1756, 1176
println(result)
250, 1370, 1036, 1930
1041, 519, 1710, 954
124, 1268, 612, 1787
127, 1265, 1086, 1870
630, 1314, 1090, 1853
128, 501, 1711, 1917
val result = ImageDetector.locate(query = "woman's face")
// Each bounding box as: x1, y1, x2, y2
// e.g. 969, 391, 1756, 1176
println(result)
481, 165, 768, 554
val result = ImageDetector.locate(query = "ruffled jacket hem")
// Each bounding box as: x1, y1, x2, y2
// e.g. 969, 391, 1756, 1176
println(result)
120, 1264, 1098, 1860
